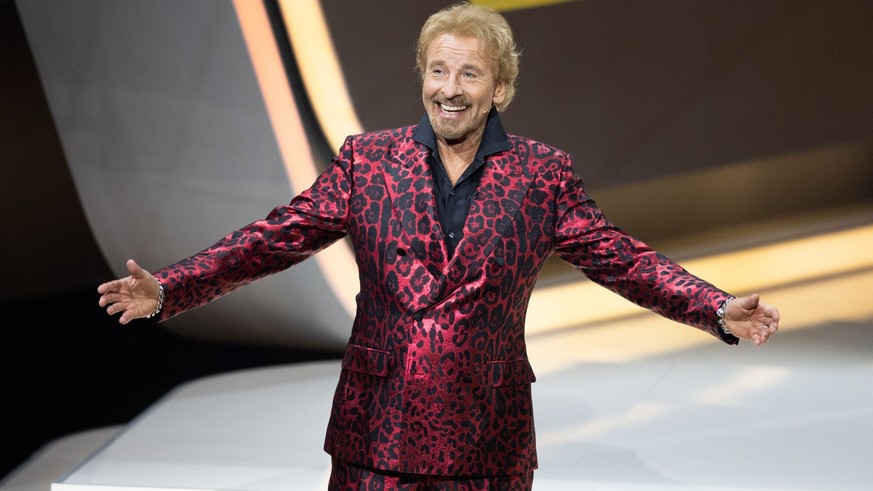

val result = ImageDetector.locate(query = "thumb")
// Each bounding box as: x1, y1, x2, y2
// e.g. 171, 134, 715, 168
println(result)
125, 258, 149, 279
733, 293, 760, 311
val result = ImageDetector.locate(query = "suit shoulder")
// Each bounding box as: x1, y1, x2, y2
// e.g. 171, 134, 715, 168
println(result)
348, 125, 416, 146
337, 126, 418, 166
506, 134, 571, 160
505, 134, 573, 178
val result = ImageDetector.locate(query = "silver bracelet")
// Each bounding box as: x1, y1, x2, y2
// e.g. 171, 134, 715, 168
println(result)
716, 296, 734, 335
145, 277, 164, 319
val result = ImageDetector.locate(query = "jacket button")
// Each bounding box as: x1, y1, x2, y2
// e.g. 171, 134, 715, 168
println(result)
396, 248, 407, 256
496, 257, 505, 266
413, 312, 423, 321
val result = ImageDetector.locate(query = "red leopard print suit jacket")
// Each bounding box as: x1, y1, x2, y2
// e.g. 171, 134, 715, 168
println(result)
153, 125, 737, 477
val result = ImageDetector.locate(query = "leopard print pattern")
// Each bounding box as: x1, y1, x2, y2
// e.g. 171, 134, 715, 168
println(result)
154, 125, 735, 477
328, 458, 533, 490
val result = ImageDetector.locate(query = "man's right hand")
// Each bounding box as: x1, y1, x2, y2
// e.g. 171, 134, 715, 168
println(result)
97, 259, 160, 325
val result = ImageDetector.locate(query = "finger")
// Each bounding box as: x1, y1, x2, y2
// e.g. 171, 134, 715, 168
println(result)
767, 305, 781, 323
97, 279, 123, 295
105, 302, 124, 316
756, 301, 780, 321
99, 292, 130, 307
113, 304, 140, 325
759, 319, 778, 335
754, 330, 770, 346
761, 326, 770, 340
751, 308, 779, 330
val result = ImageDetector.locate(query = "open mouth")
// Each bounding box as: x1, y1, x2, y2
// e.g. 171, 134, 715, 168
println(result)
439, 102, 468, 113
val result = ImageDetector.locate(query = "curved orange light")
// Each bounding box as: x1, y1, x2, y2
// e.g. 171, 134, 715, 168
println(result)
233, 0, 358, 318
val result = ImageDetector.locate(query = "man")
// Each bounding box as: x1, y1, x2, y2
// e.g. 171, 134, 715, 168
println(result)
98, 3, 780, 490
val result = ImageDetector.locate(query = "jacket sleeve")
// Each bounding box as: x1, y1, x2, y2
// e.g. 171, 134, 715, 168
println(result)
551, 155, 738, 344
152, 138, 355, 321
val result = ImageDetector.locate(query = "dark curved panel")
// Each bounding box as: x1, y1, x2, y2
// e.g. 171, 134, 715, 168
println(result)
322, 1, 873, 189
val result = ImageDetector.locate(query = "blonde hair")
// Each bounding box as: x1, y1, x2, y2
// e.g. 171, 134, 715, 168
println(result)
416, 2, 520, 111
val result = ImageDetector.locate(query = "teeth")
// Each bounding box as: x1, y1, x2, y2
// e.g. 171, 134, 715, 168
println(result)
441, 103, 467, 112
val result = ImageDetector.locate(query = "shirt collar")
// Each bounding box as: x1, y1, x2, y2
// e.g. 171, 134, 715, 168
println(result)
412, 107, 511, 164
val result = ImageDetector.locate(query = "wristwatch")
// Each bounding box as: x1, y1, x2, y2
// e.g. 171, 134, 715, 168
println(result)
716, 296, 735, 335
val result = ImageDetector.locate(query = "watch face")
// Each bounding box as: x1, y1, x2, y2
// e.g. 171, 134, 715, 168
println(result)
717, 298, 734, 333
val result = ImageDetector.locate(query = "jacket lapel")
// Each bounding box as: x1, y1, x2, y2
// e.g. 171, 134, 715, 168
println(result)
381, 138, 449, 283
443, 148, 531, 293
380, 136, 532, 309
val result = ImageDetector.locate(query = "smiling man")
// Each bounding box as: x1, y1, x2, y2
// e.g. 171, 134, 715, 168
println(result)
421, 31, 505, 181
98, 3, 780, 490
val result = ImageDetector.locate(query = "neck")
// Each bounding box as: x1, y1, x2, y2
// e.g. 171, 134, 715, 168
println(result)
437, 135, 481, 185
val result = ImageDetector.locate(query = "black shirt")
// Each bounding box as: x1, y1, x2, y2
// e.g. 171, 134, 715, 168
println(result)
411, 108, 511, 258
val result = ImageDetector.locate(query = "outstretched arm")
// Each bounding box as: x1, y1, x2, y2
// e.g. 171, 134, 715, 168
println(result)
723, 294, 780, 346
97, 259, 162, 325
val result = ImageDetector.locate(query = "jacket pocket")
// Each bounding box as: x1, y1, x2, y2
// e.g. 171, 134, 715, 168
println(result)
341, 343, 391, 377
485, 359, 537, 387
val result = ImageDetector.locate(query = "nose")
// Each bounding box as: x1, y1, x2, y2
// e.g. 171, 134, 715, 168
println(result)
441, 74, 463, 99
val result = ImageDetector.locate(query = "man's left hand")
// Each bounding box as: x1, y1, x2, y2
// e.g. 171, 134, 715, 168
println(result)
725, 294, 780, 346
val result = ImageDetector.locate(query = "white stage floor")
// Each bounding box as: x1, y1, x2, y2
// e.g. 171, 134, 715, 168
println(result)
47, 316, 873, 490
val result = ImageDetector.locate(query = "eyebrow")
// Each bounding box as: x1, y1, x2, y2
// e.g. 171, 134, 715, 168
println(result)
426, 60, 484, 73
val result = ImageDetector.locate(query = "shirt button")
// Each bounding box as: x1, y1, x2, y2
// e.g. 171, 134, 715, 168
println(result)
448, 232, 455, 239
449, 191, 456, 197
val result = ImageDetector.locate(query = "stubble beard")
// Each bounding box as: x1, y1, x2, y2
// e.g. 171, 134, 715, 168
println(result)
431, 117, 470, 142
429, 106, 484, 144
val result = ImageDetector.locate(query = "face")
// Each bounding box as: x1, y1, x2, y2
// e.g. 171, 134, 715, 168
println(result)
422, 33, 506, 145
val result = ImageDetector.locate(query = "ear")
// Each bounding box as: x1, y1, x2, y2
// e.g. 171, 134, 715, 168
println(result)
492, 80, 507, 107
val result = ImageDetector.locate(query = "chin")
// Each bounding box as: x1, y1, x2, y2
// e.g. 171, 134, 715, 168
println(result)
433, 122, 471, 141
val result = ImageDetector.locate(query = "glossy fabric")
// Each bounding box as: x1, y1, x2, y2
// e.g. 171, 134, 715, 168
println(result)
328, 459, 533, 491
153, 123, 737, 477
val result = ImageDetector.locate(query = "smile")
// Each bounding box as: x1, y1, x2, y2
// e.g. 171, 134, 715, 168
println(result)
440, 103, 468, 113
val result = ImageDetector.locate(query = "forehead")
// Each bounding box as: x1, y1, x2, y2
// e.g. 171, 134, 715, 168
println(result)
425, 33, 490, 67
